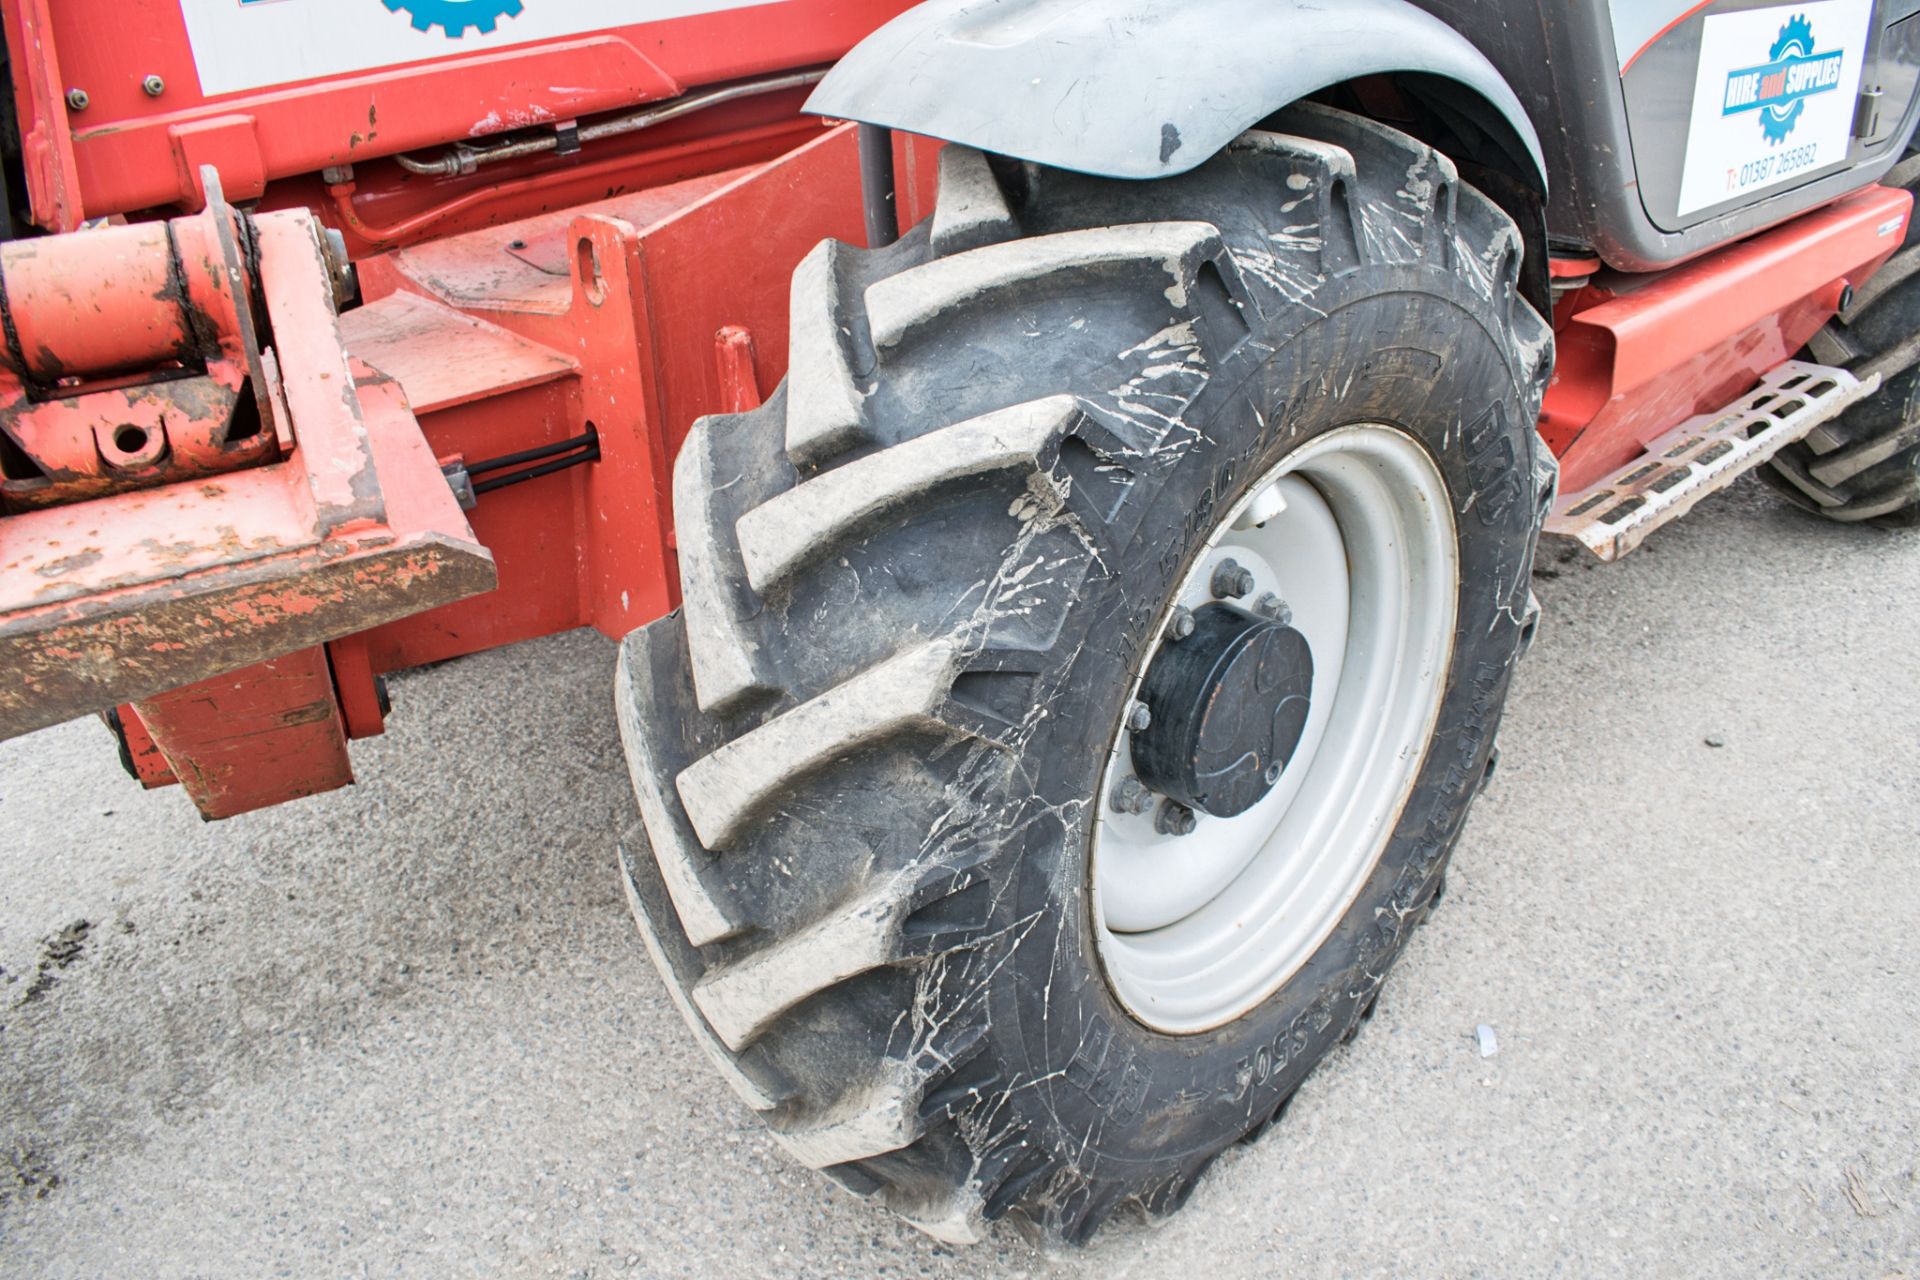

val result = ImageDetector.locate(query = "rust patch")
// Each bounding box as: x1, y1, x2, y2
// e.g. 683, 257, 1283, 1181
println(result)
2, 536, 495, 741
277, 699, 338, 728
33, 548, 103, 578
135, 535, 212, 567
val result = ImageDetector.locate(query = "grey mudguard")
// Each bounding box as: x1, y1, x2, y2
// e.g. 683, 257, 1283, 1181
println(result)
805, 0, 1546, 188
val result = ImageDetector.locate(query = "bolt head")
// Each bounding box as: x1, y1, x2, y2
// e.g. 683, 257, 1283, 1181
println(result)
1126, 701, 1153, 733
320, 227, 356, 304
65, 88, 90, 112
1154, 799, 1198, 836
1253, 592, 1293, 627
1211, 558, 1256, 600
1168, 606, 1196, 641
1110, 776, 1155, 816
141, 75, 165, 97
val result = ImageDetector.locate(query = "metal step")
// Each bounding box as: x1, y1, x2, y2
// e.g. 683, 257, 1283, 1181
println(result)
1545, 360, 1878, 560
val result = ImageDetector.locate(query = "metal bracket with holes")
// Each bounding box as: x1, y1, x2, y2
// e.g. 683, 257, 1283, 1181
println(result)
1546, 360, 1878, 560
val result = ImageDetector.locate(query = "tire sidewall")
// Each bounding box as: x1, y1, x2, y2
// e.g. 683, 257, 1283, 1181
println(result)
971, 267, 1542, 1186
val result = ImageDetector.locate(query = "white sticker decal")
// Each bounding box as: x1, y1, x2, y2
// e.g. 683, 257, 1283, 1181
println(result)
179, 0, 773, 97
1675, 0, 1872, 217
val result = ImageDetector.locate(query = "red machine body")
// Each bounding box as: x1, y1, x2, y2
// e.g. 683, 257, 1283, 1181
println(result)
1543, 185, 1910, 493
334, 124, 938, 683
0, 0, 1909, 815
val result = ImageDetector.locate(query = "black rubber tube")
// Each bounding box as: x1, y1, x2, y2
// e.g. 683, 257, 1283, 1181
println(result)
857, 123, 899, 249
466, 427, 599, 477
471, 444, 599, 496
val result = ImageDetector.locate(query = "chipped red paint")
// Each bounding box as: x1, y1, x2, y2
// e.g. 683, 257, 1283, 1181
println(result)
0, 204, 277, 511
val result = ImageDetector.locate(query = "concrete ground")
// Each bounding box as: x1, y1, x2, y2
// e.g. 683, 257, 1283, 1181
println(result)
1, 474, 1915, 1279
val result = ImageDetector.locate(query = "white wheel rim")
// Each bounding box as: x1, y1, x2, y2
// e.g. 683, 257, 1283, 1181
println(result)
1091, 424, 1459, 1034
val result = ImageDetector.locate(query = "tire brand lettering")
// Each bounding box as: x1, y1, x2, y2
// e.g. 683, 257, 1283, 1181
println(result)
1464, 401, 1523, 528
1067, 1015, 1153, 1118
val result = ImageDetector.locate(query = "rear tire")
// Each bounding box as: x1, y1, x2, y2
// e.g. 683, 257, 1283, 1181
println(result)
617, 106, 1553, 1244
1768, 145, 1920, 526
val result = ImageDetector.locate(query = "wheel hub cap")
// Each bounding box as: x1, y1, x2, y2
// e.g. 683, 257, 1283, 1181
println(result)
1131, 604, 1314, 818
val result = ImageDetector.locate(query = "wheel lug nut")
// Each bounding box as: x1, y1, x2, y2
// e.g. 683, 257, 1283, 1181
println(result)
1110, 776, 1155, 816
1167, 606, 1195, 641
1155, 799, 1198, 836
1211, 558, 1256, 600
1126, 701, 1152, 733
1253, 592, 1293, 627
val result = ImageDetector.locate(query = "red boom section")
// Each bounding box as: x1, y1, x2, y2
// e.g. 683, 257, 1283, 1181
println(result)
0, 0, 916, 235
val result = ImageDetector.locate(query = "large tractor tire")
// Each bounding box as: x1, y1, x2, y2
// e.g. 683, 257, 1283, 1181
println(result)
616, 104, 1554, 1244
1768, 146, 1920, 526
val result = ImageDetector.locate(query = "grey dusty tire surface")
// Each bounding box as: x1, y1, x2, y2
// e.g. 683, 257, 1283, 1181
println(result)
616, 105, 1553, 1244
1769, 146, 1920, 526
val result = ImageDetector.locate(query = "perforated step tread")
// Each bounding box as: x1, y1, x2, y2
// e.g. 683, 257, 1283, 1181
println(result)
1546, 361, 1877, 560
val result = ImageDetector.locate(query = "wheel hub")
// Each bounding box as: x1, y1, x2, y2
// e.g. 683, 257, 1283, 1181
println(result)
1091, 425, 1460, 1034
1131, 604, 1313, 818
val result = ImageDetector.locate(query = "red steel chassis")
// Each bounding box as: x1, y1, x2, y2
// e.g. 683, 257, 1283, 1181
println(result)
0, 2, 1909, 815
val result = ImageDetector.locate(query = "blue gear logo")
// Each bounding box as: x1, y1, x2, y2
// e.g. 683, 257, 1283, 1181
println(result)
382, 0, 525, 38
1761, 15, 1817, 144
1720, 13, 1846, 146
